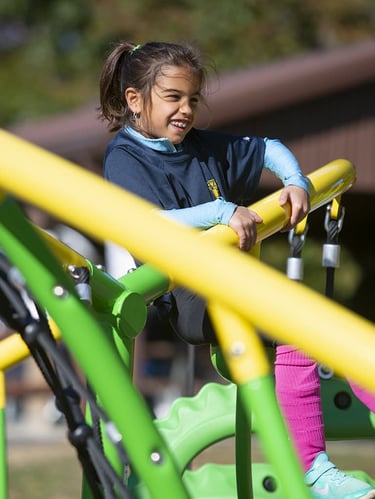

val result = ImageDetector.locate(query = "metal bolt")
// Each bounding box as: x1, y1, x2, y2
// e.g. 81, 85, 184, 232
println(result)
53, 285, 69, 298
231, 341, 245, 356
150, 450, 163, 465
68, 265, 80, 278
318, 364, 334, 379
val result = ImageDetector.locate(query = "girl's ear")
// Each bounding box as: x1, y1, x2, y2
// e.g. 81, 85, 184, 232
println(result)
125, 87, 141, 114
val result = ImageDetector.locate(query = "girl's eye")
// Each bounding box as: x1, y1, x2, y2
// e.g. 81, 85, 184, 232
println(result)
165, 94, 180, 100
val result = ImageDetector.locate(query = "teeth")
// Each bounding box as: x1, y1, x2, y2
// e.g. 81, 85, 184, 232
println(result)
171, 121, 186, 128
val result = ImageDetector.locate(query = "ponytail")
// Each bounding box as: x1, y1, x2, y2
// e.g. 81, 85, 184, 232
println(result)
99, 41, 136, 131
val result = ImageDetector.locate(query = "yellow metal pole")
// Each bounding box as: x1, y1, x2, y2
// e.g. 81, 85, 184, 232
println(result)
0, 334, 30, 371
1, 130, 374, 395
0, 321, 61, 371
208, 302, 270, 383
34, 226, 88, 268
0, 130, 354, 249
0, 371, 4, 410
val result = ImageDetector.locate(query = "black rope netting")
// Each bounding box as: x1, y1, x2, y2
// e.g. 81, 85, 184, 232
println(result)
0, 254, 131, 498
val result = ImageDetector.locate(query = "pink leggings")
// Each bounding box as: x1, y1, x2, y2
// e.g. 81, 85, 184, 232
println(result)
275, 345, 375, 472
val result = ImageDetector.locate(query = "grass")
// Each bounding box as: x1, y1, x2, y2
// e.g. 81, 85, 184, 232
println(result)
7, 442, 82, 499
6, 438, 375, 498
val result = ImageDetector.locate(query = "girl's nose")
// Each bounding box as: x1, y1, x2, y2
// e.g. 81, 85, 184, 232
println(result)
180, 99, 193, 115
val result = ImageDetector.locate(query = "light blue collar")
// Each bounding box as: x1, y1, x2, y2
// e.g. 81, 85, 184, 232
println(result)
124, 126, 183, 153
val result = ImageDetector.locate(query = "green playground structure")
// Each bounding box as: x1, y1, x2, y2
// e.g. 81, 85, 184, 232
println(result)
0, 128, 374, 498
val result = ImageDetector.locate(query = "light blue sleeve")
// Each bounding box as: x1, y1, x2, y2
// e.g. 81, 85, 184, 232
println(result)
263, 138, 310, 192
160, 197, 237, 229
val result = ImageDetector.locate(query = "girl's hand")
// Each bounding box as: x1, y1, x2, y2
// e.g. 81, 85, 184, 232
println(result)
229, 206, 263, 252
279, 185, 310, 231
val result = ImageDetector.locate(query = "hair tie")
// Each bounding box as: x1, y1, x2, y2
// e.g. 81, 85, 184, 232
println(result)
131, 44, 142, 54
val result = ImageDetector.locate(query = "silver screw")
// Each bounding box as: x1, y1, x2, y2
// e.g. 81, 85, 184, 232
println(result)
53, 285, 69, 298
231, 341, 245, 356
150, 451, 163, 465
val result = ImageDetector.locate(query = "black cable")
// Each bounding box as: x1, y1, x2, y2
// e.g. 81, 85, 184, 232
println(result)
0, 259, 131, 498
35, 317, 131, 496
0, 266, 30, 331
20, 319, 104, 497
324, 206, 344, 299
325, 267, 335, 299
86, 438, 131, 498
289, 230, 306, 258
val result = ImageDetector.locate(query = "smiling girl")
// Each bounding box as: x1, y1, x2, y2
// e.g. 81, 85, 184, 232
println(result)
99, 41, 375, 499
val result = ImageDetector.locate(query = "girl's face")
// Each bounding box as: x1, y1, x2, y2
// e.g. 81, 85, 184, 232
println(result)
142, 65, 202, 144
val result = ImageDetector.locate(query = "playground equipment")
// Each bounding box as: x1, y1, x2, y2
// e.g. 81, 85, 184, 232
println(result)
0, 128, 374, 498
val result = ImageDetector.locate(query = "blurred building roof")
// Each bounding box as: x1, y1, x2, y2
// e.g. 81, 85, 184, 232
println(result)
9, 39, 375, 192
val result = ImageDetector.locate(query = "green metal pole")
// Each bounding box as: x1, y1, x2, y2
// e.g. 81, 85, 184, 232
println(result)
235, 388, 253, 498
119, 264, 170, 303
0, 198, 190, 499
0, 371, 8, 499
238, 375, 312, 499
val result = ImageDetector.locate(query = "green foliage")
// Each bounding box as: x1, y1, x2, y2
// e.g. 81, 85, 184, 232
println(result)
1, 0, 375, 127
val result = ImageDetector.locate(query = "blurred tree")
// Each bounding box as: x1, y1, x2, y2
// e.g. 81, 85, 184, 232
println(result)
1, 0, 374, 127
0, 0, 94, 124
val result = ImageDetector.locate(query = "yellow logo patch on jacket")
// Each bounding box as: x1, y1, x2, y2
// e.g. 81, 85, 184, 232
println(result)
207, 179, 220, 199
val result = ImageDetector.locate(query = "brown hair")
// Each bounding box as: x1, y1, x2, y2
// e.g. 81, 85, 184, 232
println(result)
99, 41, 209, 132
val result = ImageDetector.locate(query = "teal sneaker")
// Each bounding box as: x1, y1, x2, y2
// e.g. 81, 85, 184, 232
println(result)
305, 452, 375, 498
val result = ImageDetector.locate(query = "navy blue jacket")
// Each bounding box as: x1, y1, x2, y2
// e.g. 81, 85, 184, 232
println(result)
103, 127, 265, 209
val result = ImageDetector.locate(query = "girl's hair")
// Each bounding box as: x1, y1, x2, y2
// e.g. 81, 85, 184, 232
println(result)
99, 41, 209, 132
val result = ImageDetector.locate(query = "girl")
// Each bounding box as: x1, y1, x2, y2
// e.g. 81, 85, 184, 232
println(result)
99, 40, 375, 499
